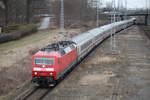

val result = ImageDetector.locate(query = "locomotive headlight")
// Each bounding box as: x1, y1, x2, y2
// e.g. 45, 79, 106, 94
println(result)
50, 72, 53, 76
42, 65, 45, 68
34, 72, 37, 75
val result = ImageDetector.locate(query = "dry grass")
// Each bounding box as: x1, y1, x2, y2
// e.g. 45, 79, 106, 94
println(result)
79, 73, 116, 86
0, 56, 31, 96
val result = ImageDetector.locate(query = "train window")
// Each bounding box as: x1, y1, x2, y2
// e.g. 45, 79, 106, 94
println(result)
70, 44, 75, 49
95, 33, 102, 40
81, 40, 92, 51
35, 57, 54, 65
59, 49, 66, 56
64, 47, 72, 53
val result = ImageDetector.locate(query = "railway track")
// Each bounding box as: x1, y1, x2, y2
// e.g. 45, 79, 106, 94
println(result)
23, 88, 52, 100
139, 26, 150, 40
15, 86, 38, 100
15, 86, 56, 100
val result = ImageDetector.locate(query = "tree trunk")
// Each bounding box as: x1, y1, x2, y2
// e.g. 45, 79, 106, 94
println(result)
26, 0, 30, 23
3, 0, 8, 26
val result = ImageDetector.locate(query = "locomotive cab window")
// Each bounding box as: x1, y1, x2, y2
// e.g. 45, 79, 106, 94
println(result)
35, 57, 54, 65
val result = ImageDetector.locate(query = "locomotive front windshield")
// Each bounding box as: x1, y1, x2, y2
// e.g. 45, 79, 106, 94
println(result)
35, 57, 54, 65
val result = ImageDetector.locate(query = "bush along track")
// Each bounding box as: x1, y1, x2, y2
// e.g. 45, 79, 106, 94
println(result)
0, 24, 37, 43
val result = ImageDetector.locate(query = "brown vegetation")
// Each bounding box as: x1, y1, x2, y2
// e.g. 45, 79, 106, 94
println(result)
0, 24, 37, 43
52, 0, 97, 27
0, 56, 31, 95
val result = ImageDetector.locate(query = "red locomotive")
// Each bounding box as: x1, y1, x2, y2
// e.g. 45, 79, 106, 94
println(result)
32, 41, 78, 86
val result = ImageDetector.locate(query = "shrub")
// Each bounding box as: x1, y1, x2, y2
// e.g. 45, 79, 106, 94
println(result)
0, 24, 37, 43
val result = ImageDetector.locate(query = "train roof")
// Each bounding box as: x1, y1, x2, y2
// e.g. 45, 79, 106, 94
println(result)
34, 51, 61, 57
34, 41, 76, 57
71, 18, 135, 45
40, 41, 75, 51
71, 23, 113, 45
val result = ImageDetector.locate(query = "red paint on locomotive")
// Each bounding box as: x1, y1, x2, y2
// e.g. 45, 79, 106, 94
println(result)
32, 41, 77, 86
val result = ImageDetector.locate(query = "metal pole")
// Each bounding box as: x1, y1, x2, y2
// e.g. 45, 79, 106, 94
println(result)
110, 0, 116, 52
149, 0, 150, 25
0, 27, 2, 34
118, 0, 123, 21
110, 0, 113, 51
60, 0, 64, 33
113, 0, 116, 51
125, 0, 127, 20
146, 0, 148, 11
96, 0, 99, 27
148, 0, 150, 14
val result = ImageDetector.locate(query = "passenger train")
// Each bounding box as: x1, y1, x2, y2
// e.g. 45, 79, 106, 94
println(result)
32, 18, 136, 86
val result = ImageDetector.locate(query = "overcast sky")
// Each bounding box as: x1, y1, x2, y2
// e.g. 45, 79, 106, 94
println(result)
102, 0, 150, 9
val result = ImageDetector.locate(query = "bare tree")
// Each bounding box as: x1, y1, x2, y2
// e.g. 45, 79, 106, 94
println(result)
52, 0, 97, 27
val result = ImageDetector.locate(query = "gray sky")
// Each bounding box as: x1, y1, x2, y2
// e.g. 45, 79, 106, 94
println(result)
102, 0, 149, 9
